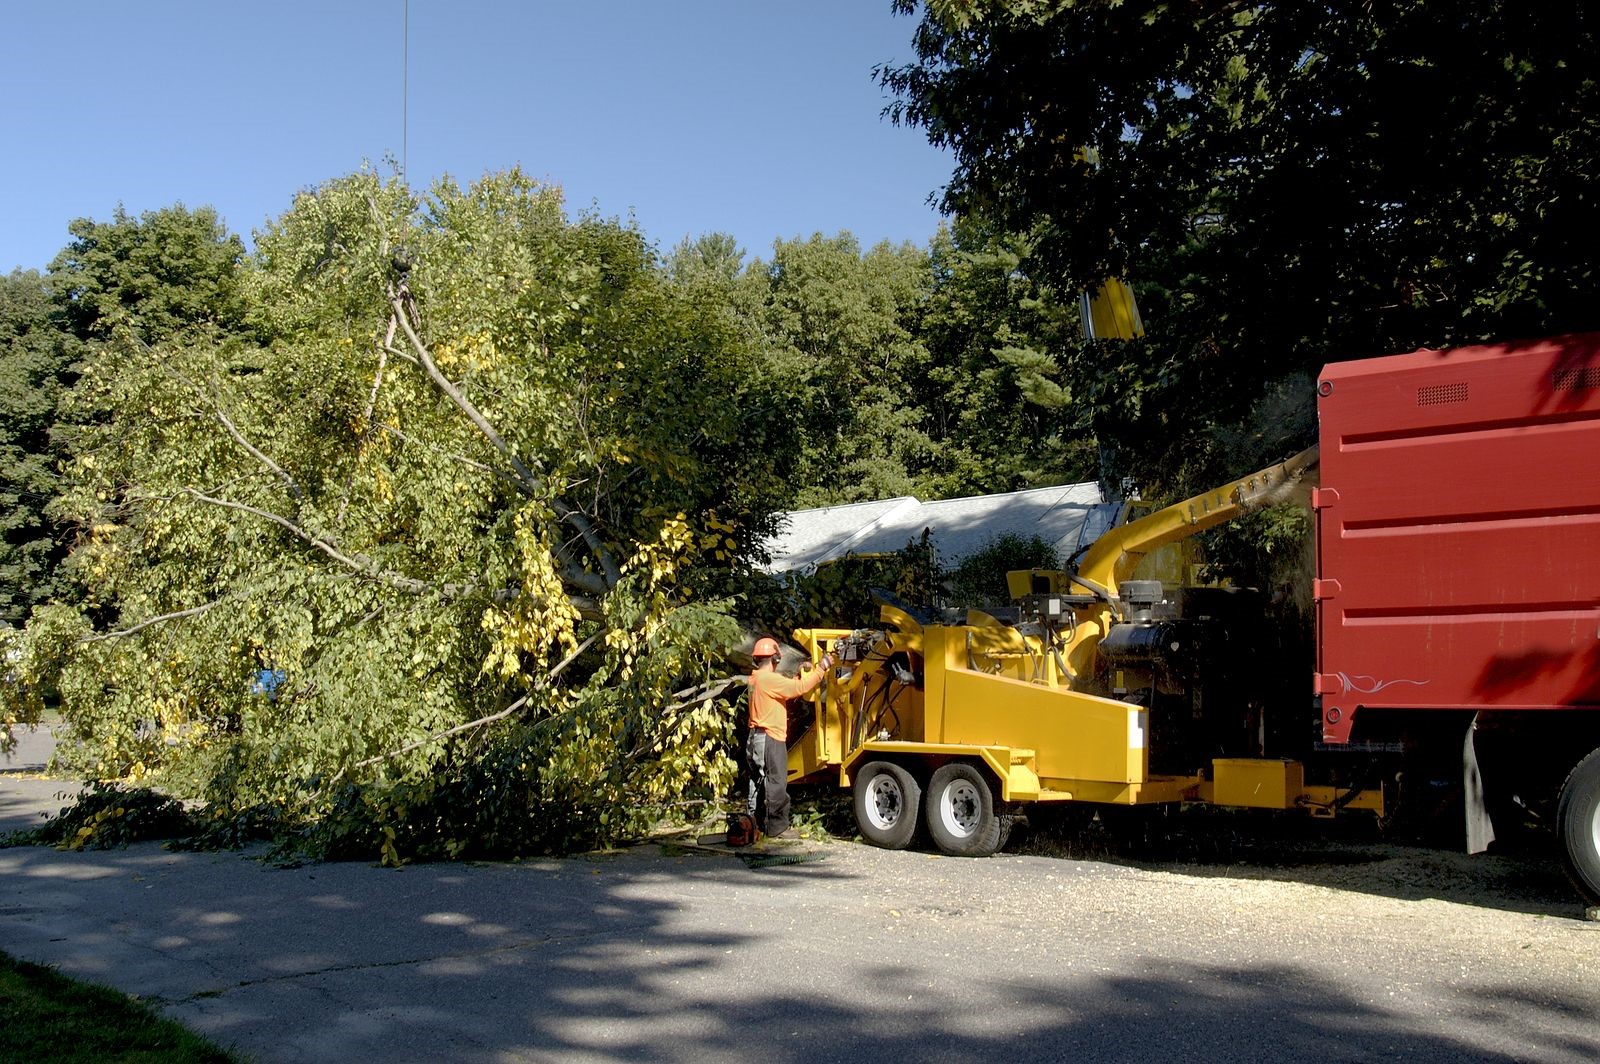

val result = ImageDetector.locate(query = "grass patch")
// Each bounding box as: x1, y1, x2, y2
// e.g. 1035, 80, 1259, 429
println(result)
0, 950, 240, 1063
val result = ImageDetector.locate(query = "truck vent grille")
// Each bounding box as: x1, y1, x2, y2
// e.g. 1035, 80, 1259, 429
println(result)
1417, 382, 1468, 406
1553, 365, 1600, 391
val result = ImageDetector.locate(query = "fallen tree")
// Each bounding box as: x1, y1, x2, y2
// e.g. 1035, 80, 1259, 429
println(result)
4, 169, 804, 856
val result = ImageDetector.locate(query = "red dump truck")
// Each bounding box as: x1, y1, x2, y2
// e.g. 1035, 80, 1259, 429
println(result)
1314, 332, 1600, 897
784, 333, 1600, 903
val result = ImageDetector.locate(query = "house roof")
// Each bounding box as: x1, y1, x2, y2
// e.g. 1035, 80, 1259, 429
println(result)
761, 481, 1118, 574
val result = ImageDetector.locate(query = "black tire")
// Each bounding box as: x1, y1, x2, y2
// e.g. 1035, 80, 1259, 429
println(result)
1557, 747, 1600, 905
854, 761, 921, 850
925, 762, 1004, 857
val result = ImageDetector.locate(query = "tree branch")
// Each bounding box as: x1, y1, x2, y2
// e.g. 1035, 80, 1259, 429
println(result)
622, 676, 746, 765
134, 488, 602, 619
329, 632, 600, 784
668, 676, 745, 706
363, 318, 397, 430
389, 294, 542, 492
379, 343, 421, 369
212, 395, 303, 501
388, 289, 621, 590
337, 319, 400, 525
79, 601, 226, 643
172, 487, 432, 593
375, 422, 500, 476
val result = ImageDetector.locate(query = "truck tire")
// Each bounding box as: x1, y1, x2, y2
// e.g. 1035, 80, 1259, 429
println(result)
925, 763, 1004, 857
854, 761, 920, 850
1557, 747, 1600, 904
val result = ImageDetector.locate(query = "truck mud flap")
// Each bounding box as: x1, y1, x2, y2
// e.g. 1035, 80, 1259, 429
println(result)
1464, 712, 1496, 855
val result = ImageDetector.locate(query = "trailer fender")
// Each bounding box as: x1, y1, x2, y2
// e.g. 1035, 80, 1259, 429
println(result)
840, 741, 1034, 801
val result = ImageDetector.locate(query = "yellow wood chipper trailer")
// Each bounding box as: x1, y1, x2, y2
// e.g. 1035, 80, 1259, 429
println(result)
780, 444, 1382, 857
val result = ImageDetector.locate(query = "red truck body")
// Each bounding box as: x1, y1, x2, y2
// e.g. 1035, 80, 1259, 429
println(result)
1314, 333, 1600, 744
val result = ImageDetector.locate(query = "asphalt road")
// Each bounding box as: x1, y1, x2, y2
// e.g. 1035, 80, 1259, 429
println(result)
4, 725, 1598, 1063
0, 721, 77, 836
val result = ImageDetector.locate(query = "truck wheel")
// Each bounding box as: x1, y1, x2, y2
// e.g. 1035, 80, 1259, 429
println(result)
925, 763, 1004, 857
854, 761, 920, 850
1557, 747, 1600, 904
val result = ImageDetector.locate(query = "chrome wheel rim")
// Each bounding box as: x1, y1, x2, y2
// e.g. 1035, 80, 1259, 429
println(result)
940, 779, 981, 838
1590, 801, 1600, 870
865, 774, 904, 830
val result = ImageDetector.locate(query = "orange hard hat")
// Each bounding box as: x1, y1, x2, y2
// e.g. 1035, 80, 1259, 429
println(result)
752, 637, 780, 660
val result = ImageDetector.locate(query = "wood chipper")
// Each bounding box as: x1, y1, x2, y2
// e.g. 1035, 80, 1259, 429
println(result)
778, 334, 1600, 909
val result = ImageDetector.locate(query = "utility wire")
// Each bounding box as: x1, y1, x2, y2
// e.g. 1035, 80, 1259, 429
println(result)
402, 0, 409, 180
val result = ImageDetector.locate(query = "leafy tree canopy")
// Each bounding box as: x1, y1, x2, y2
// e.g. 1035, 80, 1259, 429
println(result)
4, 170, 801, 855
50, 204, 248, 343
703, 223, 1097, 509
884, 0, 1600, 490
743, 232, 935, 505
0, 271, 81, 625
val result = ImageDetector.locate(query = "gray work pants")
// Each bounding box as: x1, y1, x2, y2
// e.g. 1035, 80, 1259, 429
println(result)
745, 728, 790, 836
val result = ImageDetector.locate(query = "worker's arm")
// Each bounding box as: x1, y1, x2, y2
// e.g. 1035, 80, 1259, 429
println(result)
765, 655, 834, 699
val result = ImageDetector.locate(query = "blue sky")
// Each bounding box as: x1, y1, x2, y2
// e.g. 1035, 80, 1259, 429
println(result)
1, 2, 952, 274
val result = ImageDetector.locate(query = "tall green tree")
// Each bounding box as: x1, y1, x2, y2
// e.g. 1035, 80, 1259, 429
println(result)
884, 0, 1600, 491
743, 232, 935, 506
50, 204, 247, 343
712, 224, 1095, 508
1, 205, 250, 635
0, 271, 80, 626
914, 217, 1096, 495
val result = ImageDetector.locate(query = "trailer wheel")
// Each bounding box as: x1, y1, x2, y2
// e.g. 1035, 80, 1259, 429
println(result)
854, 761, 920, 850
1557, 747, 1600, 905
925, 763, 1004, 857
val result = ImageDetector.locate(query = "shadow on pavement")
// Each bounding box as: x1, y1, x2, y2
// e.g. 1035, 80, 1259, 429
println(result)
2, 839, 1594, 1063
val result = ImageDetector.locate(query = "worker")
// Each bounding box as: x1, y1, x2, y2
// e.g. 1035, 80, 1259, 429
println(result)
747, 636, 834, 839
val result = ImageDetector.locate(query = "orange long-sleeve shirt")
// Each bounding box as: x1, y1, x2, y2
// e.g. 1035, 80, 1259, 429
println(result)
747, 664, 826, 742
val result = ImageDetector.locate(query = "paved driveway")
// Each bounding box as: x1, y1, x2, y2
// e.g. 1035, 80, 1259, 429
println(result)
3, 818, 1597, 1063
